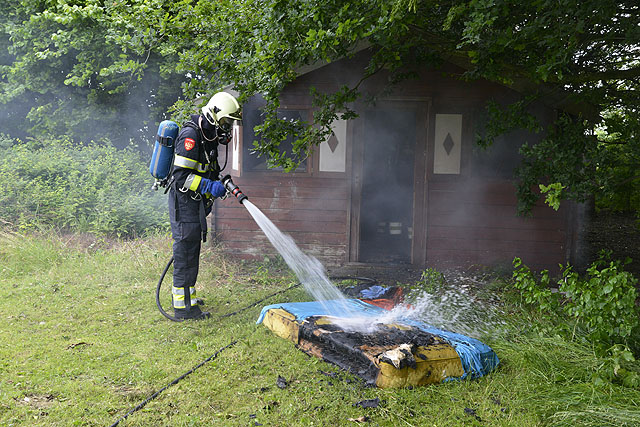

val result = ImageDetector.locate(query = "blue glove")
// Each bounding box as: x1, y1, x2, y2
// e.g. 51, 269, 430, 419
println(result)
198, 178, 226, 198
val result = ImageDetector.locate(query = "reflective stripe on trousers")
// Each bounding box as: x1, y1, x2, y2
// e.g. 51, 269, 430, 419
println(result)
172, 286, 198, 309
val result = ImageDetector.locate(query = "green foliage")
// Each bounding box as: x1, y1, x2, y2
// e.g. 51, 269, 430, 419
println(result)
0, 136, 167, 236
593, 110, 640, 213
0, 0, 185, 145
561, 251, 639, 343
475, 98, 543, 149
410, 267, 446, 293
510, 254, 640, 390
514, 113, 601, 214
596, 344, 640, 389
511, 257, 558, 313
3, 0, 640, 214
539, 182, 565, 211
459, 0, 640, 215
511, 253, 640, 349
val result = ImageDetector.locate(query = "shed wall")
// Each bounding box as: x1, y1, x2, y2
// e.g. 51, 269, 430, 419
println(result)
213, 50, 577, 272
425, 180, 568, 272
213, 175, 349, 265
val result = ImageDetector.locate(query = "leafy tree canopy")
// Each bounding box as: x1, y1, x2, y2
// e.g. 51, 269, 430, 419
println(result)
1, 0, 639, 212
0, 0, 186, 146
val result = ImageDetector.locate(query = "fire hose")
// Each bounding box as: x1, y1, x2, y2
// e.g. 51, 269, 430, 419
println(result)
142, 175, 382, 424
124, 272, 376, 427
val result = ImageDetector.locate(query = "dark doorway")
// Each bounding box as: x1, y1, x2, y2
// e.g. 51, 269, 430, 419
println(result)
358, 109, 416, 263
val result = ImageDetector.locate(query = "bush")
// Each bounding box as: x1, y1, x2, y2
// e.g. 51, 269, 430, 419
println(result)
512, 257, 558, 313
511, 252, 640, 348
511, 253, 640, 388
561, 251, 639, 343
0, 136, 168, 236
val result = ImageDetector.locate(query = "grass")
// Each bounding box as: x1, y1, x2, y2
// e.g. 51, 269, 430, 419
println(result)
1, 231, 640, 426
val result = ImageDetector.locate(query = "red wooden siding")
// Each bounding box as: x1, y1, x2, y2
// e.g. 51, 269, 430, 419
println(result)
425, 180, 568, 271
212, 175, 349, 265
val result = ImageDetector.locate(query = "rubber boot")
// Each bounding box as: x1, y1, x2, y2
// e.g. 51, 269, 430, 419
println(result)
172, 285, 210, 320
174, 305, 211, 321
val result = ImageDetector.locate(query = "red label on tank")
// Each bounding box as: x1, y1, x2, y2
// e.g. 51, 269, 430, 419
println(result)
184, 138, 195, 151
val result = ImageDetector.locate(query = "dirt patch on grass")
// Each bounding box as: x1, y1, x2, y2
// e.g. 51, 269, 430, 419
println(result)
114, 385, 153, 401
15, 394, 56, 410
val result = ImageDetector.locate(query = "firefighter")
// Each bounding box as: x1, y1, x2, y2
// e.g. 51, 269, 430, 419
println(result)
168, 92, 242, 320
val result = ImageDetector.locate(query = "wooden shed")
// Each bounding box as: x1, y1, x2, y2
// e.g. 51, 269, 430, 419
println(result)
212, 49, 583, 272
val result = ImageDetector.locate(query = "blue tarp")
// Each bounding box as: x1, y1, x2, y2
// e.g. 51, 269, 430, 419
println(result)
358, 285, 388, 299
257, 299, 499, 381
257, 299, 384, 324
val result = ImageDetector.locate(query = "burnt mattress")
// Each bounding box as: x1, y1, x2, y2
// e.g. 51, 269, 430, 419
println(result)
257, 300, 499, 388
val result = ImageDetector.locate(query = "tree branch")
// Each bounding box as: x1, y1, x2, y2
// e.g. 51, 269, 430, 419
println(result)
560, 67, 640, 84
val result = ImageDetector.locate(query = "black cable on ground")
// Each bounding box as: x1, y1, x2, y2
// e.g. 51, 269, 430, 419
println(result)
218, 281, 302, 319
129, 263, 378, 427
330, 276, 377, 283
111, 281, 294, 427
115, 271, 300, 426
108, 340, 237, 427
155, 253, 378, 323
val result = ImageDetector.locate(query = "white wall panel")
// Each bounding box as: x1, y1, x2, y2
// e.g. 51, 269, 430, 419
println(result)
434, 114, 462, 174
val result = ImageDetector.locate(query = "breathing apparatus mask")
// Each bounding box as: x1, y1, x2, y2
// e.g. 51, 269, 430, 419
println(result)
201, 92, 242, 145
199, 116, 222, 142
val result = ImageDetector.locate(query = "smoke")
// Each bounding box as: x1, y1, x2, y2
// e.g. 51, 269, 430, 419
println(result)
0, 42, 184, 151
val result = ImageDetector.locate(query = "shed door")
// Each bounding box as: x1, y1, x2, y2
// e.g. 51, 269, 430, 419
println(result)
356, 107, 422, 264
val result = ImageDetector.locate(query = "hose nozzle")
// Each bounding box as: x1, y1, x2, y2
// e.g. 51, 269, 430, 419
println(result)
221, 174, 248, 204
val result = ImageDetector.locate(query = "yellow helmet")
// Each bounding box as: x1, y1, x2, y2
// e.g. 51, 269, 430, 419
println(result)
202, 92, 242, 130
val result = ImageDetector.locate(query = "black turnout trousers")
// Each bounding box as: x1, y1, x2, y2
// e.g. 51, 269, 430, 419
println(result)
168, 188, 203, 290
